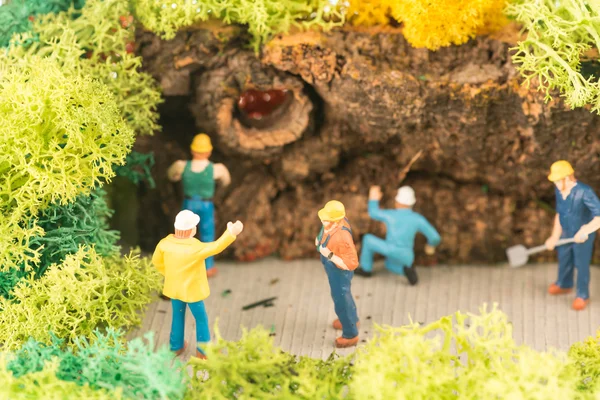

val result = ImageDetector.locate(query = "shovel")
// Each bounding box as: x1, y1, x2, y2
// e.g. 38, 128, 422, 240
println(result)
506, 238, 576, 268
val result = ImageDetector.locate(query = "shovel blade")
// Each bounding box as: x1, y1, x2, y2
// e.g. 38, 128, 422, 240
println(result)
506, 245, 529, 268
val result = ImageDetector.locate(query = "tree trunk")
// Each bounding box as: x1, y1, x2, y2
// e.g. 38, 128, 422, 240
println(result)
131, 22, 600, 265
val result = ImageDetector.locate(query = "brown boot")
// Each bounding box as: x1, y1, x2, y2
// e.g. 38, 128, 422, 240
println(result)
332, 319, 360, 330
195, 350, 207, 360
173, 340, 187, 356
548, 283, 572, 295
572, 297, 589, 311
335, 336, 359, 348
206, 268, 218, 278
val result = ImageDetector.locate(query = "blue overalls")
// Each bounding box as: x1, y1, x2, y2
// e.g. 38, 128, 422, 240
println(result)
554, 183, 600, 300
182, 161, 216, 271
360, 200, 441, 274
317, 221, 359, 339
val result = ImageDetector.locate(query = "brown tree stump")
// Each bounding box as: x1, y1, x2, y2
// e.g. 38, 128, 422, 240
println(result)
132, 23, 600, 265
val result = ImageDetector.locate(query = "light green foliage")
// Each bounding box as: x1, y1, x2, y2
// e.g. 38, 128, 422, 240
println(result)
10, 0, 162, 136
0, 0, 85, 48
569, 332, 600, 393
0, 357, 121, 400
351, 304, 586, 399
0, 247, 161, 350
507, 0, 600, 113
0, 47, 134, 270
7, 328, 186, 399
0, 188, 120, 300
186, 325, 351, 399
130, 0, 344, 52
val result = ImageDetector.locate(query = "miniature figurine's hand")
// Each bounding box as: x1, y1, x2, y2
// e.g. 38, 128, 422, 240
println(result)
369, 186, 382, 201
315, 237, 319, 246
227, 221, 244, 236
319, 245, 331, 258
424, 245, 436, 255
545, 236, 559, 250
574, 229, 589, 243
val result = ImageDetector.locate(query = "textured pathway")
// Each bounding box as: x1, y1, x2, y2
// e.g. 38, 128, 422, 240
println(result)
129, 259, 600, 360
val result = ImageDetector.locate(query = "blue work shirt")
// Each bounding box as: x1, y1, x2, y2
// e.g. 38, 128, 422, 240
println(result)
555, 183, 600, 238
368, 200, 441, 249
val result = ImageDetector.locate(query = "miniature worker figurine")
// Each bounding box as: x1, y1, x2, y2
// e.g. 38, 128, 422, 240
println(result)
355, 186, 441, 285
315, 200, 360, 348
167, 133, 231, 278
545, 160, 600, 311
152, 210, 243, 358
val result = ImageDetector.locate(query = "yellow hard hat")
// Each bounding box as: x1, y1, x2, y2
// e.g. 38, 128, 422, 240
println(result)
318, 200, 346, 222
548, 160, 574, 182
190, 133, 213, 153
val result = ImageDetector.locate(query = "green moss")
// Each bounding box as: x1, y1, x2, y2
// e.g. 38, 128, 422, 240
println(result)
187, 306, 598, 399
130, 0, 345, 52
0, 247, 161, 350
7, 328, 186, 399
0, 0, 85, 48
186, 324, 351, 399
0, 357, 122, 399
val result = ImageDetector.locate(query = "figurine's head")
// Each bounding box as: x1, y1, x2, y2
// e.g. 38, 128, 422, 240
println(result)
191, 133, 213, 159
395, 186, 416, 209
174, 210, 200, 239
318, 200, 346, 229
548, 160, 576, 192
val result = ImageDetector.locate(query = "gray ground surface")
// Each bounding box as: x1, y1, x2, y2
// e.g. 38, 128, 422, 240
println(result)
129, 259, 600, 361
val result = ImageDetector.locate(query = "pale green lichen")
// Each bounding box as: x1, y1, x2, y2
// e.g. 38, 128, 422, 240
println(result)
0, 44, 134, 270
0, 247, 161, 350
507, 0, 600, 113
130, 0, 345, 52
10, 0, 163, 136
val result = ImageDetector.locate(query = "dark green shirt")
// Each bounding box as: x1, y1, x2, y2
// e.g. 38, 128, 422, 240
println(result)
182, 161, 215, 199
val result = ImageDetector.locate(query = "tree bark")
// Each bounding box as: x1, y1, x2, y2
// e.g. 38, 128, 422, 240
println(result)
132, 23, 600, 265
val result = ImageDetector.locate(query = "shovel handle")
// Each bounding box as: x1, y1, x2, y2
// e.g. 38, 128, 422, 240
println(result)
526, 238, 576, 255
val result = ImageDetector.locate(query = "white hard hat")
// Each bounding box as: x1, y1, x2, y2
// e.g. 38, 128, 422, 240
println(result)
174, 210, 200, 231
395, 186, 416, 206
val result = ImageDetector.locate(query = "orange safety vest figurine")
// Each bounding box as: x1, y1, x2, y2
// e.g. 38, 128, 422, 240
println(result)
167, 133, 231, 278
152, 210, 243, 358
315, 200, 360, 348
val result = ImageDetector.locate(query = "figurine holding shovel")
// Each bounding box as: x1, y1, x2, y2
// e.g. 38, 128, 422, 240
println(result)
509, 161, 600, 311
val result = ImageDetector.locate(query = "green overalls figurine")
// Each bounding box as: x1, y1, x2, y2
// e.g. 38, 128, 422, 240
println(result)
168, 133, 231, 278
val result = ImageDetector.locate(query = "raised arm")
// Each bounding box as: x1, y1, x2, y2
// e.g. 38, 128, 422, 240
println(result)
151, 243, 165, 276
197, 221, 243, 258
368, 200, 392, 223
167, 160, 186, 182
214, 163, 231, 186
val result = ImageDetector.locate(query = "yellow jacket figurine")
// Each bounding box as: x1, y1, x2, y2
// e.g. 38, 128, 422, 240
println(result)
152, 210, 244, 358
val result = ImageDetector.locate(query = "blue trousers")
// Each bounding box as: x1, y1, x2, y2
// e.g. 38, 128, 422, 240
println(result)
170, 299, 210, 354
359, 234, 414, 274
556, 234, 595, 300
321, 256, 359, 338
182, 198, 215, 270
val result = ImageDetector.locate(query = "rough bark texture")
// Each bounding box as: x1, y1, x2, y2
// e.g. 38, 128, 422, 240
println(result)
131, 23, 600, 265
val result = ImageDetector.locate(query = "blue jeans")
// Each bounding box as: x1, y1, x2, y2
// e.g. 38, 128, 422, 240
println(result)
556, 234, 595, 300
170, 299, 210, 354
182, 197, 215, 270
359, 234, 414, 274
321, 256, 359, 338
